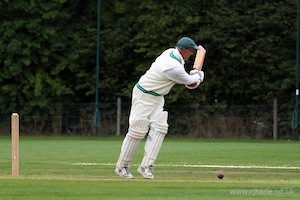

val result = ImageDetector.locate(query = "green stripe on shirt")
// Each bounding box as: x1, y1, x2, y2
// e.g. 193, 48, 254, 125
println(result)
136, 83, 161, 96
170, 51, 181, 63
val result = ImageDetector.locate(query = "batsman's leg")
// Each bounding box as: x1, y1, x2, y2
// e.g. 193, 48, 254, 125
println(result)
115, 119, 149, 179
138, 111, 168, 179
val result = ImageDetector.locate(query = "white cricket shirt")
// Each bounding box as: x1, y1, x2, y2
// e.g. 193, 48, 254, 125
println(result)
138, 48, 200, 96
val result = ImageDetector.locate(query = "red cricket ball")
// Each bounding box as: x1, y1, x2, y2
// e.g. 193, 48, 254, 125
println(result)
218, 173, 224, 179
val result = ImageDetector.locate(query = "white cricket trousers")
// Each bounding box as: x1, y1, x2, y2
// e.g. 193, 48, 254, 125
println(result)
129, 85, 165, 127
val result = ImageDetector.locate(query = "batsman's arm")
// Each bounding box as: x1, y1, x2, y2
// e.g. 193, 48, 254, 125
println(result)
193, 45, 206, 71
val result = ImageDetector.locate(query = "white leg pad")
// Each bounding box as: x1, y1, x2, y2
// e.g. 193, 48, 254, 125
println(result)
116, 120, 149, 169
141, 111, 168, 167
128, 120, 149, 139
144, 129, 155, 155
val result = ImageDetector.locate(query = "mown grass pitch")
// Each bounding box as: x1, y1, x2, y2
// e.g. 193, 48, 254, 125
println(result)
0, 137, 299, 199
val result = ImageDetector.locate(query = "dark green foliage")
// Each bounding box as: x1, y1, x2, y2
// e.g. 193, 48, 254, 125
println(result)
0, 1, 95, 114
0, 0, 297, 135
200, 0, 296, 105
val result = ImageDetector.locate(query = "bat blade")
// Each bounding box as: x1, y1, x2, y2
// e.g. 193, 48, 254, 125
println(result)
193, 46, 206, 70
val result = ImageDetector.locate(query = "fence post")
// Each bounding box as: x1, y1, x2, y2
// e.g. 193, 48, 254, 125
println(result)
116, 97, 121, 136
273, 98, 278, 140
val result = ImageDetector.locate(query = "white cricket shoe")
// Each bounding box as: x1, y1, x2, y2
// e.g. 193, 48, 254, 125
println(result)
115, 167, 134, 179
137, 166, 154, 179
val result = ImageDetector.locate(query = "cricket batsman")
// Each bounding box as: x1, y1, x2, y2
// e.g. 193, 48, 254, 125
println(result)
115, 36, 206, 179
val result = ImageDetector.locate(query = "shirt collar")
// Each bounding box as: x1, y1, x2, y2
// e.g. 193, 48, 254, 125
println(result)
173, 48, 185, 65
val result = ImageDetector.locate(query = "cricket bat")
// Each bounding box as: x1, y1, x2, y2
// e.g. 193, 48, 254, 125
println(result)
193, 45, 206, 71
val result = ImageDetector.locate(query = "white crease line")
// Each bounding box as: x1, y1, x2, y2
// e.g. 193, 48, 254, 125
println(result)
72, 162, 300, 170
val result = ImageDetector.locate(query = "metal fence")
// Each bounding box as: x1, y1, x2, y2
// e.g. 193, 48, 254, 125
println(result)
0, 101, 296, 139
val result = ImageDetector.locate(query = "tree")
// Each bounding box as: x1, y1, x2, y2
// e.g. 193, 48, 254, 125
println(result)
200, 0, 296, 105
100, 0, 207, 103
0, 0, 297, 135
0, 0, 96, 133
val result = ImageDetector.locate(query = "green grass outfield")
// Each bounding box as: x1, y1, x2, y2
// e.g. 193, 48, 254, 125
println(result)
0, 137, 299, 199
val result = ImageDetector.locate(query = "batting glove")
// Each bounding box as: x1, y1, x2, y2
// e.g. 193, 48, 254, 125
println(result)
189, 69, 205, 82
189, 69, 199, 75
198, 71, 204, 82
